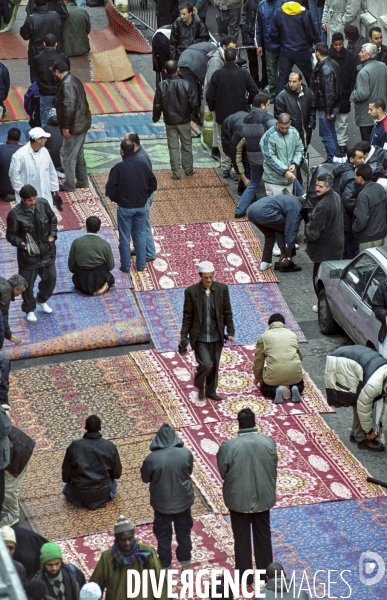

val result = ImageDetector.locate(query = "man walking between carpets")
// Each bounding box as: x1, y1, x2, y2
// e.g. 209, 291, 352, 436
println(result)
141, 422, 194, 570
90, 515, 168, 600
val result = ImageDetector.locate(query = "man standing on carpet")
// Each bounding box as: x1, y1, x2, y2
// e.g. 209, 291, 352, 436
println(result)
62, 414, 122, 510
6, 184, 57, 323
153, 59, 198, 180
141, 422, 194, 570
31, 542, 85, 599
180, 260, 235, 403
68, 216, 115, 296
9, 127, 59, 209
90, 515, 168, 600
51, 59, 91, 192
216, 408, 277, 586
105, 139, 157, 273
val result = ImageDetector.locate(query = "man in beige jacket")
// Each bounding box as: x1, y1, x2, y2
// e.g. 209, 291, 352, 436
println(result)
253, 312, 303, 404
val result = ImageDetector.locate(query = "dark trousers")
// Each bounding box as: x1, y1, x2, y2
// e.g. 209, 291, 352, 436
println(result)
343, 231, 359, 260
19, 262, 57, 314
254, 219, 286, 263
230, 510, 273, 584
194, 340, 223, 396
72, 264, 115, 295
0, 468, 4, 513
153, 508, 193, 567
0, 354, 11, 406
246, 48, 268, 89
276, 53, 312, 96
360, 126, 373, 142
261, 379, 304, 398
313, 262, 321, 296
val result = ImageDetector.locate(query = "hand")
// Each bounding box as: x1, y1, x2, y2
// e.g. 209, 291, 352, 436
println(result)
326, 114, 335, 120
9, 335, 21, 344
385, 316, 387, 327
62, 129, 71, 139
257, 47, 263, 56
21, 242, 25, 247
254, 378, 262, 385
322, 23, 328, 31
285, 170, 296, 181
241, 174, 250, 187
48, 235, 55, 242
227, 336, 234, 342
288, 164, 296, 173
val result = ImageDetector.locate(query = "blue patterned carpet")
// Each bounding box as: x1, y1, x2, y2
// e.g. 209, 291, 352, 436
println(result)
138, 283, 307, 353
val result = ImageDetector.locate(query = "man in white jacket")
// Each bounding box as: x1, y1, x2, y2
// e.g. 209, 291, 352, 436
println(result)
9, 127, 59, 209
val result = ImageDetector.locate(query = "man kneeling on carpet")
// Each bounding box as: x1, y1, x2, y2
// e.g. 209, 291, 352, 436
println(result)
30, 542, 86, 600
61, 414, 122, 509
68, 216, 115, 296
253, 313, 304, 404
90, 515, 168, 600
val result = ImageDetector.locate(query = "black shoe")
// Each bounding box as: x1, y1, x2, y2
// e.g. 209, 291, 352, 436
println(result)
358, 439, 385, 452
339, 145, 347, 154
277, 261, 302, 272
207, 393, 222, 401
211, 147, 220, 159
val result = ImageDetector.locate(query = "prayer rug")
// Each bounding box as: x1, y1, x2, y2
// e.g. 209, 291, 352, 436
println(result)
56, 514, 234, 578
85, 138, 219, 173
19, 436, 209, 539
9, 355, 168, 452
1, 287, 149, 360
83, 76, 154, 115
177, 414, 387, 513
106, 0, 151, 54
130, 221, 277, 291
136, 283, 307, 353
131, 346, 333, 430
0, 33, 28, 60
0, 228, 130, 293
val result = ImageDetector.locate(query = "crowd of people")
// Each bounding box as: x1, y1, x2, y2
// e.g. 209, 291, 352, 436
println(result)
0, 0, 387, 597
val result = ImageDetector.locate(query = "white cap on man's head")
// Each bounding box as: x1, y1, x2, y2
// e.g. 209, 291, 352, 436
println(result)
29, 127, 51, 140
198, 261, 214, 273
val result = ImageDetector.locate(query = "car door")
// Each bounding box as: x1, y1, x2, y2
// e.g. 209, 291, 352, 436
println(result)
356, 265, 387, 348
330, 253, 378, 343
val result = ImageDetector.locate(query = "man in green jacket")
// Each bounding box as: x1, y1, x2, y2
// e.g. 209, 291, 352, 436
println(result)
61, 0, 90, 57
253, 313, 303, 404
68, 216, 115, 296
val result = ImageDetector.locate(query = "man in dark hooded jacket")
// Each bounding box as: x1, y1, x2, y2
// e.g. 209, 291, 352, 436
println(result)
140, 423, 194, 570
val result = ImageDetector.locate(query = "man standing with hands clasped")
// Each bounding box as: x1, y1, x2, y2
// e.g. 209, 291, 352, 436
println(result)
180, 261, 235, 405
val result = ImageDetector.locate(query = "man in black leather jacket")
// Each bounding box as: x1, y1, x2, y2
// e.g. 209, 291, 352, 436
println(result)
310, 42, 341, 163
20, 0, 62, 83
170, 2, 209, 60
6, 184, 57, 323
52, 59, 91, 192
274, 72, 315, 150
153, 59, 198, 179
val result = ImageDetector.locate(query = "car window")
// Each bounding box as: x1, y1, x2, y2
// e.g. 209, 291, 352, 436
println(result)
363, 267, 387, 307
342, 254, 378, 298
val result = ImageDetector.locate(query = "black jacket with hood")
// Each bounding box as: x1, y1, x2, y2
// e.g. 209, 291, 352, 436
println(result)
141, 423, 194, 514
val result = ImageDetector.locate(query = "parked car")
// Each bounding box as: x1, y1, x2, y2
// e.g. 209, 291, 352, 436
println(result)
316, 247, 387, 348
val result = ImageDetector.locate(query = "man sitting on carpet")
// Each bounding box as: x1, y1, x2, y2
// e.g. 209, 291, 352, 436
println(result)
61, 414, 122, 509
253, 313, 304, 405
90, 515, 168, 600
68, 216, 115, 296
31, 542, 85, 600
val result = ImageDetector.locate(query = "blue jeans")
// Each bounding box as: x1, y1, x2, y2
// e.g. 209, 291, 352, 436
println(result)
118, 205, 147, 272
235, 166, 263, 217
145, 194, 156, 260
62, 479, 117, 507
276, 54, 313, 96
318, 109, 338, 163
0, 354, 10, 406
40, 95, 56, 128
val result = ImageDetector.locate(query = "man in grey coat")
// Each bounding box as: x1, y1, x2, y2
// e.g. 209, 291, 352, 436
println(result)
216, 408, 277, 586
352, 163, 387, 251
350, 43, 387, 142
141, 423, 194, 570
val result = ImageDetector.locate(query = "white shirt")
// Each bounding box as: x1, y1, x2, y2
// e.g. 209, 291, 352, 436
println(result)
9, 143, 58, 208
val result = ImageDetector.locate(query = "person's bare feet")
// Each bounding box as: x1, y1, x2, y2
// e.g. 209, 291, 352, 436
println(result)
93, 282, 109, 296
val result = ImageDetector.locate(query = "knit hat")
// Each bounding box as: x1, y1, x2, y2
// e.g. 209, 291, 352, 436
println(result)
198, 260, 214, 273
344, 24, 360, 39
80, 582, 102, 600
1, 526, 16, 544
40, 542, 63, 564
114, 515, 134, 534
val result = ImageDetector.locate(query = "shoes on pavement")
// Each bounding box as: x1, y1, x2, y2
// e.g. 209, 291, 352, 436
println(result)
230, 171, 239, 181
358, 439, 385, 452
222, 169, 230, 178
272, 242, 281, 256
291, 385, 302, 403
260, 262, 272, 271
274, 386, 284, 404
207, 393, 222, 401
37, 301, 52, 313
278, 260, 302, 272
26, 312, 37, 322
312, 305, 318, 313
198, 389, 205, 401
350, 433, 356, 443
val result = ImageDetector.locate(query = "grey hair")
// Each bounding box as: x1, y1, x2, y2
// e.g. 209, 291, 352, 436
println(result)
362, 43, 377, 58
277, 113, 291, 124
316, 172, 334, 188
8, 274, 28, 290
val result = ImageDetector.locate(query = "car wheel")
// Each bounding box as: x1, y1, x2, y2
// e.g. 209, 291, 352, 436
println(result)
318, 288, 338, 334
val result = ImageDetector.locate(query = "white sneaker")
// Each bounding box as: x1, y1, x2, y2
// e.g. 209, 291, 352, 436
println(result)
312, 304, 318, 313
273, 242, 281, 256
37, 302, 52, 314
260, 262, 272, 271
295, 244, 299, 249
26, 312, 37, 322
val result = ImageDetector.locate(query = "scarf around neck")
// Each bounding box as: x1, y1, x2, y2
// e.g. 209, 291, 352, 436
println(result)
112, 541, 152, 568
